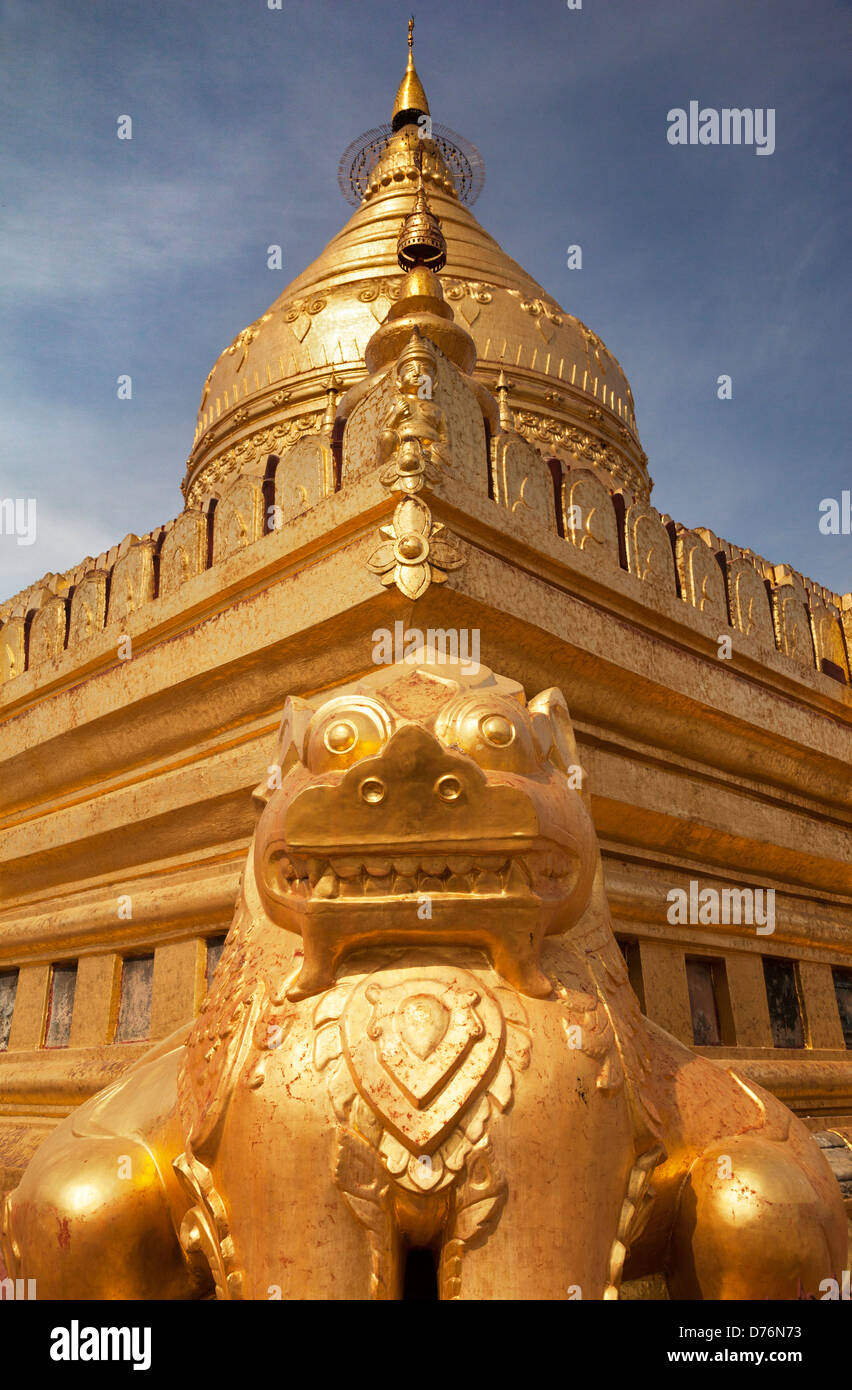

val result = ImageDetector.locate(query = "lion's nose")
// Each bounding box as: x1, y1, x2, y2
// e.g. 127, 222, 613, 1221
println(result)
350, 725, 476, 810
435, 773, 462, 801
357, 767, 464, 807
358, 777, 386, 804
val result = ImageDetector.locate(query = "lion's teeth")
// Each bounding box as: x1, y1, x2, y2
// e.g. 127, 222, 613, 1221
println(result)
445, 873, 469, 893
364, 874, 390, 896
308, 859, 326, 888
363, 858, 392, 876
393, 857, 419, 876
312, 867, 338, 899
504, 860, 531, 894
276, 851, 550, 900
446, 855, 474, 874
330, 857, 361, 879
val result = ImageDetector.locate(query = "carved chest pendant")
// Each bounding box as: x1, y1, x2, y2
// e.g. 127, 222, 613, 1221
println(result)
313, 955, 530, 1199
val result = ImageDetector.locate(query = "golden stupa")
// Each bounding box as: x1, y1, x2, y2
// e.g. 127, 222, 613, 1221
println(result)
183, 22, 647, 508
0, 25, 849, 1302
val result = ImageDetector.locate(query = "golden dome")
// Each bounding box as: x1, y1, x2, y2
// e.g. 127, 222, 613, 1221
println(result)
183, 41, 648, 506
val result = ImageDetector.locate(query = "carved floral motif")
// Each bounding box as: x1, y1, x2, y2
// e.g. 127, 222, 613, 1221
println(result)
506, 289, 563, 326
223, 312, 273, 372
283, 296, 327, 342
367, 496, 464, 600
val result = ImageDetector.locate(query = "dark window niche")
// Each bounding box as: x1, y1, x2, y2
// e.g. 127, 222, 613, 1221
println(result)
0, 969, 18, 1051
686, 957, 735, 1047
114, 955, 155, 1043
206, 934, 228, 992
616, 937, 646, 1013
43, 962, 78, 1048
763, 957, 805, 1049
832, 966, 852, 1048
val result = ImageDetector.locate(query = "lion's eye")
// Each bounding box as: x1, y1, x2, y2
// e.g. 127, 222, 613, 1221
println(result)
305, 698, 392, 772
479, 714, 514, 747
434, 696, 538, 773
324, 720, 358, 754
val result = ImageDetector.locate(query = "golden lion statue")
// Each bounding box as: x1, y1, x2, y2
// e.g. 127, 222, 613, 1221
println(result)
2, 661, 846, 1299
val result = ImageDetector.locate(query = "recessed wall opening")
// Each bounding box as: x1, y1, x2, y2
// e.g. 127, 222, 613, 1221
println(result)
616, 937, 645, 1013
114, 954, 155, 1043
546, 458, 565, 537
821, 658, 846, 684
402, 1245, 439, 1301
0, 969, 18, 1051
206, 933, 228, 991
763, 956, 805, 1048
331, 417, 345, 489
43, 962, 78, 1049
832, 966, 852, 1048
686, 956, 735, 1047
261, 455, 278, 534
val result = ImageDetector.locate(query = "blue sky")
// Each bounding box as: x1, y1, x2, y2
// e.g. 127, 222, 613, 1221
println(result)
2, 0, 850, 598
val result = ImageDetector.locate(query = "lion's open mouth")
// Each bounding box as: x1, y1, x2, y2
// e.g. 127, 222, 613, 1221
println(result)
265, 848, 578, 901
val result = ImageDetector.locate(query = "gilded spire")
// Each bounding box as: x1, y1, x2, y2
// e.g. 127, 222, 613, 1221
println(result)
391, 16, 430, 131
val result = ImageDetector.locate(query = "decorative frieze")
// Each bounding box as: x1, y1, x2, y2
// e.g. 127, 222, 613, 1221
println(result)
771, 567, 815, 668
68, 570, 108, 649
159, 511, 209, 600
561, 467, 620, 563
274, 435, 333, 524
28, 596, 69, 667
675, 529, 728, 622
106, 541, 157, 627
212, 477, 266, 566
622, 502, 677, 593
490, 433, 553, 527
185, 411, 323, 507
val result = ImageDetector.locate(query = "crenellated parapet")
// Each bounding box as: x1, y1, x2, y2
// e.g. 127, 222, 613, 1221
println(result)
1, 410, 850, 696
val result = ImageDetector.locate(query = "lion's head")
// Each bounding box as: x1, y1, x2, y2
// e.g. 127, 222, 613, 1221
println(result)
249, 661, 598, 1000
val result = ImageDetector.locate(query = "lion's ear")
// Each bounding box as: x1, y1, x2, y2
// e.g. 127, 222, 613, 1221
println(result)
529, 687, 577, 767
529, 687, 589, 801
253, 697, 316, 810
274, 696, 315, 772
